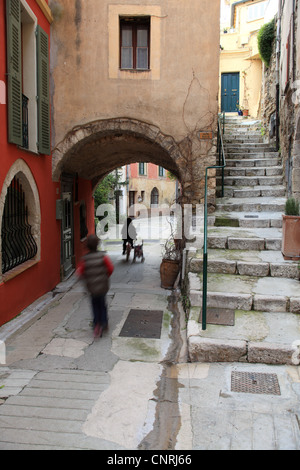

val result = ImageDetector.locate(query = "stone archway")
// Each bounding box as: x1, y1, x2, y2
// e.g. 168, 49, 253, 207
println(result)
52, 118, 184, 189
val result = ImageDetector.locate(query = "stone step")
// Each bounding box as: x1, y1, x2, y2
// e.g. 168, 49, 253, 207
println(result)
225, 144, 276, 151
189, 250, 300, 279
226, 157, 281, 167
215, 196, 286, 213
207, 225, 282, 251
217, 175, 283, 187
188, 272, 300, 314
224, 135, 263, 142
219, 186, 286, 199
224, 152, 279, 160
208, 235, 281, 251
209, 211, 283, 228
223, 167, 283, 177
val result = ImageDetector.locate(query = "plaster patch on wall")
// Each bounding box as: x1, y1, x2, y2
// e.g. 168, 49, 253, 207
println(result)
0, 81, 6, 104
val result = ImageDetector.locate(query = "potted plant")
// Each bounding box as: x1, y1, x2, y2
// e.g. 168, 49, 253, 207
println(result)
282, 197, 300, 260
160, 230, 181, 289
237, 104, 243, 116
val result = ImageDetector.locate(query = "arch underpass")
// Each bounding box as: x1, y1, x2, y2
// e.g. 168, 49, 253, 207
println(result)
52, 118, 183, 189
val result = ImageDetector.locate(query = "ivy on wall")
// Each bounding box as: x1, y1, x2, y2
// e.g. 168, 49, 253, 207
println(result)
258, 18, 275, 67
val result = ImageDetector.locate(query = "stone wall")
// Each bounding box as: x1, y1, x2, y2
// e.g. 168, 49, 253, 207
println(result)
279, 2, 299, 198
260, 19, 277, 145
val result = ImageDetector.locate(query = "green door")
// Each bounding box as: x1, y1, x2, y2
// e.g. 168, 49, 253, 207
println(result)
221, 73, 240, 112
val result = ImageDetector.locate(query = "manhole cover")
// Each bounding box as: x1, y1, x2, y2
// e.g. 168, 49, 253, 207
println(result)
199, 308, 235, 326
119, 309, 163, 339
231, 371, 281, 395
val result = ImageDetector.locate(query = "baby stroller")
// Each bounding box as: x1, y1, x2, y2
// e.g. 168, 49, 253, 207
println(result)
133, 240, 145, 263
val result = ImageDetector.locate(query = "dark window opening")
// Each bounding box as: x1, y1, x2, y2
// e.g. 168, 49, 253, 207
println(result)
120, 16, 150, 70
151, 187, 159, 206
139, 162, 146, 175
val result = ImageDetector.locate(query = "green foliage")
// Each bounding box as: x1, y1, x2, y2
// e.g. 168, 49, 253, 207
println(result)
257, 19, 275, 67
94, 174, 116, 210
167, 171, 177, 181
285, 198, 300, 216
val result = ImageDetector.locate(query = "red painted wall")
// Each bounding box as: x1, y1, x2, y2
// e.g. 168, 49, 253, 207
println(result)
0, 0, 61, 326
129, 163, 171, 180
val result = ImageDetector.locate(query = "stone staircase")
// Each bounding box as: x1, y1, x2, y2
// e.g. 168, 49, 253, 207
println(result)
187, 116, 300, 365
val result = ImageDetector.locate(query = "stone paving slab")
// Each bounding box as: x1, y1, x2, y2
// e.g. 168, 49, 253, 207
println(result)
0, 369, 113, 450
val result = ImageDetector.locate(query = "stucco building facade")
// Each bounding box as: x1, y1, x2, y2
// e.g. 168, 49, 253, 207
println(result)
220, 0, 277, 117
50, 0, 220, 206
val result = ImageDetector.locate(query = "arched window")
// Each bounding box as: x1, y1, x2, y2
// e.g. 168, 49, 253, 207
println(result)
0, 160, 41, 279
1, 177, 38, 274
151, 187, 159, 207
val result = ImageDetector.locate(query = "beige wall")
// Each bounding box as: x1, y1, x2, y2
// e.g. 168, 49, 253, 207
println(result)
50, 0, 220, 143
49, 0, 220, 205
220, 0, 266, 117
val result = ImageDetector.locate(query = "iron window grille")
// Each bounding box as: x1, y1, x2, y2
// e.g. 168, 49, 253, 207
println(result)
1, 177, 38, 274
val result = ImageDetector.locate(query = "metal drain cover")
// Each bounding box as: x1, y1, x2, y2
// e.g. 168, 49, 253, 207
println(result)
119, 309, 163, 339
199, 308, 235, 326
231, 371, 281, 395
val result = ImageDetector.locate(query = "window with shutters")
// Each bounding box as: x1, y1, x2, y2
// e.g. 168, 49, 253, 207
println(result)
139, 163, 147, 176
6, 0, 50, 155
120, 17, 150, 70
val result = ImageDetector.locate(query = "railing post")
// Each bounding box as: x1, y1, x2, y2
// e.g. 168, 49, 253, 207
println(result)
201, 113, 226, 331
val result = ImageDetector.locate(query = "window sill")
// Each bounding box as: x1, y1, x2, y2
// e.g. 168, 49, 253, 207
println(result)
120, 68, 151, 72
1, 259, 39, 283
17, 145, 40, 156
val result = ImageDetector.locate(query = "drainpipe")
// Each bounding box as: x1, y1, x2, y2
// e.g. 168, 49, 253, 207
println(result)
275, 0, 281, 152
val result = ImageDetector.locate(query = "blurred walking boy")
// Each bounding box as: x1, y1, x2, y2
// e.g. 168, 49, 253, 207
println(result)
77, 235, 114, 338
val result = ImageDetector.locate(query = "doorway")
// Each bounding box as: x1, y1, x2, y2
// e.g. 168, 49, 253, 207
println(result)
61, 174, 74, 279
221, 73, 240, 113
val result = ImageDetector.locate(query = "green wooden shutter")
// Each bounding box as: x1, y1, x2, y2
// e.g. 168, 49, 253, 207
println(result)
37, 25, 50, 155
6, 0, 22, 146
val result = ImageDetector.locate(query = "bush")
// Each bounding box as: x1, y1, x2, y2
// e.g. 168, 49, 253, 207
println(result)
285, 198, 300, 216
257, 19, 275, 67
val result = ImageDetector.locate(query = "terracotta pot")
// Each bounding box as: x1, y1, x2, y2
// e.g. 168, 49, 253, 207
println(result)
160, 259, 180, 289
243, 109, 249, 116
282, 215, 300, 260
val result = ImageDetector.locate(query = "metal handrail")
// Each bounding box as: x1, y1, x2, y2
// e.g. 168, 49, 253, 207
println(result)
201, 113, 226, 330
